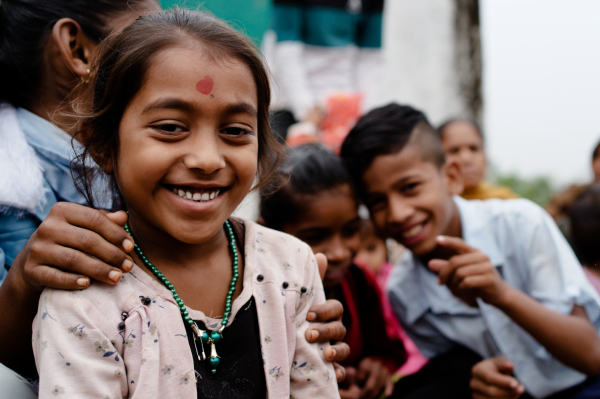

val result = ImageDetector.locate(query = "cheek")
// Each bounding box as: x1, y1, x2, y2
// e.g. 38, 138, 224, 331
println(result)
370, 211, 387, 232
346, 235, 361, 257
234, 144, 259, 185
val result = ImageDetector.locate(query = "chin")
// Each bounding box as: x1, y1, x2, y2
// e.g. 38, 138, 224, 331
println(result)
406, 237, 437, 256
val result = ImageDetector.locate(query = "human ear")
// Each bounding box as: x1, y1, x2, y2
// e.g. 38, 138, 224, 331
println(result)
51, 18, 96, 81
442, 160, 464, 195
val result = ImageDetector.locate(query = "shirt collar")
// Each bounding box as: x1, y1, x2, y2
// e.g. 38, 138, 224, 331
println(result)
389, 196, 504, 324
16, 107, 80, 168
454, 195, 505, 268
16, 108, 112, 209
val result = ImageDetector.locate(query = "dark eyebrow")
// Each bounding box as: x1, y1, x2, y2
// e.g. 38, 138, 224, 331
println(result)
392, 175, 420, 190
223, 103, 257, 118
141, 98, 257, 119
142, 98, 195, 114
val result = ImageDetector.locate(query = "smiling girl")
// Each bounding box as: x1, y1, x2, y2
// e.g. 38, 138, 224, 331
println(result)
32, 10, 339, 399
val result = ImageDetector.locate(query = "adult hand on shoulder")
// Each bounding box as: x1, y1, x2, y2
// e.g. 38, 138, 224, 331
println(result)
13, 202, 135, 294
470, 356, 525, 399
305, 252, 350, 382
428, 236, 511, 307
356, 357, 394, 399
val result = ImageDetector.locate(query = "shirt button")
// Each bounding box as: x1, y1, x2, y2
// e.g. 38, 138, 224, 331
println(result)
282, 282, 289, 289
300, 287, 307, 293
257, 274, 264, 282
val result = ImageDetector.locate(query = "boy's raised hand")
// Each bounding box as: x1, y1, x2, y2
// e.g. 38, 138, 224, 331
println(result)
428, 236, 510, 307
470, 356, 525, 399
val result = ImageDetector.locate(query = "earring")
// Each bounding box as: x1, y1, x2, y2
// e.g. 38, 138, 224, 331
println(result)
81, 68, 91, 84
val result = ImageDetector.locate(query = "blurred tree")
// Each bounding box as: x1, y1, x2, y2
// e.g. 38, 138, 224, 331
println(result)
160, 0, 271, 43
494, 174, 554, 207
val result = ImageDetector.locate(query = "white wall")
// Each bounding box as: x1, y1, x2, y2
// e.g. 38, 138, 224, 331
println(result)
481, 0, 600, 186
382, 0, 468, 124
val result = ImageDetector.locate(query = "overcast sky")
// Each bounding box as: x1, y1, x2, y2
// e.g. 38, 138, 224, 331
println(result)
480, 0, 600, 186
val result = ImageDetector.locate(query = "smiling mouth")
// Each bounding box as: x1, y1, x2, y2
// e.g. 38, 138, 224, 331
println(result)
397, 220, 430, 244
167, 185, 226, 203
402, 223, 425, 239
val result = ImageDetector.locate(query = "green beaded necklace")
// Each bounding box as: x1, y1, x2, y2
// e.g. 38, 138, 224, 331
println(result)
124, 219, 239, 374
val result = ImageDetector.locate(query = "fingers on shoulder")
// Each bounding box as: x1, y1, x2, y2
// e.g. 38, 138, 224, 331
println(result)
308, 299, 344, 321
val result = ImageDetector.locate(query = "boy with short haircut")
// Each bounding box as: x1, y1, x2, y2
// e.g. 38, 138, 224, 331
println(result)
340, 103, 600, 398
571, 183, 600, 294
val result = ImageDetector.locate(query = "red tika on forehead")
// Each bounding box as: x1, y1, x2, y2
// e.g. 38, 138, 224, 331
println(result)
196, 76, 214, 95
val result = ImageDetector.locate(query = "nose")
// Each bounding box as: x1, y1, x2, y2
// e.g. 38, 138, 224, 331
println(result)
183, 130, 226, 174
325, 235, 352, 265
387, 193, 414, 226
458, 148, 473, 165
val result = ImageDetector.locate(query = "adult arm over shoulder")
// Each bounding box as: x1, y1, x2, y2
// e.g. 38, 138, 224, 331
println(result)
0, 204, 134, 376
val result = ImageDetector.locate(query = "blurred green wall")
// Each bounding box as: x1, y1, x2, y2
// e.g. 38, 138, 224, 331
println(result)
160, 0, 271, 43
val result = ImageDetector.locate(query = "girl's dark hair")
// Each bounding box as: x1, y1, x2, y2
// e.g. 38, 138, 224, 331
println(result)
592, 139, 600, 161
571, 183, 600, 266
340, 103, 445, 194
438, 118, 484, 141
0, 0, 148, 107
74, 9, 285, 208
260, 143, 355, 231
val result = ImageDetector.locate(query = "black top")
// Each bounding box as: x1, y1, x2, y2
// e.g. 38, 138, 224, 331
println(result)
184, 297, 267, 398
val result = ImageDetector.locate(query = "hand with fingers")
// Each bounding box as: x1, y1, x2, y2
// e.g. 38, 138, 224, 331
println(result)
305, 253, 351, 382
470, 356, 525, 399
339, 367, 361, 399
0, 202, 135, 375
428, 236, 511, 307
15, 203, 135, 293
356, 357, 395, 399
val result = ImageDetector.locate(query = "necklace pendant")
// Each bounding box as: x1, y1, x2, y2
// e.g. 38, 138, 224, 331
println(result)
191, 323, 208, 360
209, 341, 220, 374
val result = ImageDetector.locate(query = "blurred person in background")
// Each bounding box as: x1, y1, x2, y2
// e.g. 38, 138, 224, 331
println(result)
268, 0, 384, 143
438, 118, 518, 201
0, 1, 161, 395
546, 139, 600, 244
571, 184, 600, 296
355, 219, 429, 379
261, 144, 405, 399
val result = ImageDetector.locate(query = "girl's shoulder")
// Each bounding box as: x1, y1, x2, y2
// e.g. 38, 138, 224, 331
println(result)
39, 265, 168, 326
242, 219, 319, 284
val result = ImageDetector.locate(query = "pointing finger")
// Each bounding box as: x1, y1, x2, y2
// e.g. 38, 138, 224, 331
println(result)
436, 235, 475, 254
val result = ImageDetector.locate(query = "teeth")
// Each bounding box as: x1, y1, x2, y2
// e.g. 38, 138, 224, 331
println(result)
173, 187, 222, 203
403, 224, 424, 239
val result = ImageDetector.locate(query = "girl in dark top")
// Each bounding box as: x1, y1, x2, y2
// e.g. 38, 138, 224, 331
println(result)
261, 144, 406, 399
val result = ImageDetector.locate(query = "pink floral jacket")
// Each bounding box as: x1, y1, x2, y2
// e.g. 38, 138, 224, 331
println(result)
33, 220, 339, 398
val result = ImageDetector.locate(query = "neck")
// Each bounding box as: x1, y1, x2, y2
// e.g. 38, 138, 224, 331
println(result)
417, 199, 463, 263
27, 96, 79, 136
127, 211, 228, 272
